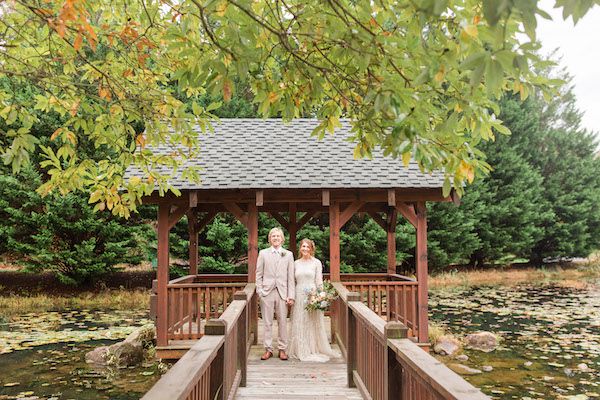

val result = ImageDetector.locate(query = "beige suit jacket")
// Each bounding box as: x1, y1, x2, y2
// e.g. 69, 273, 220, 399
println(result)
256, 247, 295, 300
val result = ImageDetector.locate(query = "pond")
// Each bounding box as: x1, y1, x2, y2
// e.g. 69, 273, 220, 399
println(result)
430, 282, 600, 399
0, 310, 163, 400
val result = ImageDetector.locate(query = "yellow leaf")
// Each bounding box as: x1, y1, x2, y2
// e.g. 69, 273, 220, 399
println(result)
223, 79, 232, 102
50, 128, 63, 141
136, 134, 146, 148
401, 152, 411, 167
268, 91, 278, 104
89, 190, 102, 204
69, 100, 80, 116
434, 66, 445, 83
216, 1, 228, 16
65, 131, 77, 145
463, 25, 478, 39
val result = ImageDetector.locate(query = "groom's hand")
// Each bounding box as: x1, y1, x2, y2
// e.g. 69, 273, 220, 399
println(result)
286, 299, 295, 306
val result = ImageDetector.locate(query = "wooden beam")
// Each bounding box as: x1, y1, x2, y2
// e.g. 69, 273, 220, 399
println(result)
329, 202, 340, 281
247, 203, 259, 282
157, 204, 170, 346
143, 187, 451, 205
367, 211, 387, 231
269, 212, 289, 230
387, 189, 396, 207
189, 191, 198, 208
340, 201, 365, 227
396, 202, 417, 228
322, 190, 330, 206
297, 210, 319, 230
387, 208, 398, 275
187, 210, 198, 275
224, 202, 248, 227
168, 205, 190, 230
415, 201, 429, 344
195, 211, 218, 233
289, 203, 298, 257
256, 190, 264, 207
247, 202, 259, 344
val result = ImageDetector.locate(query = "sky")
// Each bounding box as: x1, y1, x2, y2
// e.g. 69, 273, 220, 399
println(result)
536, 1, 600, 134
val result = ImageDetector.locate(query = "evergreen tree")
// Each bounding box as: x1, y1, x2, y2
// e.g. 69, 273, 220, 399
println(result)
0, 168, 147, 284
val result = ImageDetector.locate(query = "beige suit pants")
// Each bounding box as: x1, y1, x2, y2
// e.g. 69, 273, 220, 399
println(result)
260, 289, 288, 352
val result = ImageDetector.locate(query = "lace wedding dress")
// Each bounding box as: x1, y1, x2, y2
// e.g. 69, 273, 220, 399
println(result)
288, 257, 339, 362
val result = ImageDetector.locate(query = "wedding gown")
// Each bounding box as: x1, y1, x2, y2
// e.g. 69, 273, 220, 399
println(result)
288, 257, 339, 362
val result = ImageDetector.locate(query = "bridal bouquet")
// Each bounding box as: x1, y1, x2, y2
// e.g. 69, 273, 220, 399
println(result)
305, 280, 338, 312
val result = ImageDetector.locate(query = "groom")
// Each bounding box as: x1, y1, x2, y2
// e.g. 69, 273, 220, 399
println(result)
256, 227, 295, 360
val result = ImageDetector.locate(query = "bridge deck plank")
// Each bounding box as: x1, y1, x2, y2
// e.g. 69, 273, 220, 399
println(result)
234, 318, 363, 400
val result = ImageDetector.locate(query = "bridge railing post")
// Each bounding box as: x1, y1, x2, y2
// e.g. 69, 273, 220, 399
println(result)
234, 290, 248, 387
385, 322, 408, 399
346, 292, 361, 388
205, 319, 227, 400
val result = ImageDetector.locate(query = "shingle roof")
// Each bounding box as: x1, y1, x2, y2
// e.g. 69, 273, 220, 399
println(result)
125, 119, 444, 190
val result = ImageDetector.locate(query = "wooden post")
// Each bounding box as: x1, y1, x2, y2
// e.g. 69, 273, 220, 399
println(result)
234, 291, 248, 387
346, 292, 360, 388
386, 208, 397, 275
247, 203, 259, 282
247, 202, 259, 344
188, 210, 198, 275
384, 322, 407, 400
206, 319, 226, 400
289, 202, 297, 258
157, 203, 170, 347
415, 202, 429, 344
329, 201, 340, 281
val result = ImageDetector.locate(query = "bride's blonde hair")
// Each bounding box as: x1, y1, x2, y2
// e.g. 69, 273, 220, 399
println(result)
298, 238, 316, 258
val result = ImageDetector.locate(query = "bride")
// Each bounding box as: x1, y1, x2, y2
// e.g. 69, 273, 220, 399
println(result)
288, 238, 339, 362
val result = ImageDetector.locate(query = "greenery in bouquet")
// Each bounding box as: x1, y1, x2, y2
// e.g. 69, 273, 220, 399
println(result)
305, 280, 339, 312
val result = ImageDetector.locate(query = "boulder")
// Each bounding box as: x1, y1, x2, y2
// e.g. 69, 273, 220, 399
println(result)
124, 324, 156, 349
107, 342, 144, 367
482, 365, 493, 372
448, 363, 482, 375
465, 331, 499, 352
85, 346, 109, 364
433, 335, 461, 356
85, 325, 153, 366
455, 354, 469, 362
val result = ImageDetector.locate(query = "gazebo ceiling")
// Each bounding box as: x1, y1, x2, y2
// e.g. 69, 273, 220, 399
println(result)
125, 118, 445, 191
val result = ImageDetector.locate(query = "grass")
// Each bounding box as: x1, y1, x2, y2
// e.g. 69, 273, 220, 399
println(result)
0, 289, 150, 318
430, 261, 600, 290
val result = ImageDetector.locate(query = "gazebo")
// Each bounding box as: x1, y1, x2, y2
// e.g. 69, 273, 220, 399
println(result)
129, 118, 453, 359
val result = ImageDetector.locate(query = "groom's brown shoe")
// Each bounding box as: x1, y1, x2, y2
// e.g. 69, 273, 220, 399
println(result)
260, 351, 273, 360
278, 350, 289, 360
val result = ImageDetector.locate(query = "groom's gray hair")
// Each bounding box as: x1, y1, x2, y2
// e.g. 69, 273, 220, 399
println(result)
268, 227, 285, 241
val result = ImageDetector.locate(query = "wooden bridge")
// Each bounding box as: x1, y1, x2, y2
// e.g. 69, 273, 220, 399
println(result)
142, 276, 490, 400
127, 120, 492, 399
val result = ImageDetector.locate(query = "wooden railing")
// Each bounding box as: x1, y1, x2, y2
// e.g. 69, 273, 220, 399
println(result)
331, 283, 490, 400
343, 278, 420, 339
143, 283, 255, 400
151, 274, 248, 341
